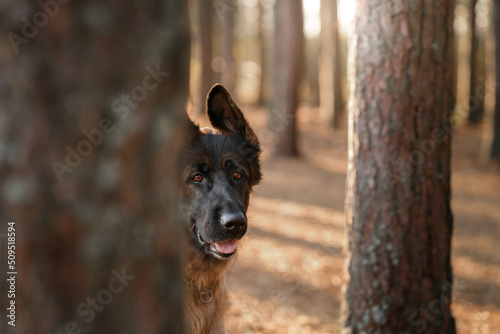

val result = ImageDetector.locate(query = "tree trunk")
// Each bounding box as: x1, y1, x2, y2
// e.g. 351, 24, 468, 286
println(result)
0, 1, 190, 333
258, 0, 273, 107
341, 1, 456, 333
479, 0, 496, 160
332, 4, 344, 129
319, 0, 343, 128
221, 1, 236, 95
468, 0, 486, 124
198, 0, 214, 113
320, 0, 334, 122
306, 38, 321, 107
492, 0, 500, 161
272, 0, 304, 157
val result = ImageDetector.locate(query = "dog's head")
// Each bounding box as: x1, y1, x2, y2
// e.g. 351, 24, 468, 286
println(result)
181, 84, 261, 260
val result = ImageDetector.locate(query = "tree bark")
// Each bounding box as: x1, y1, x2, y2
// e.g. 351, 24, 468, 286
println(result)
468, 0, 486, 124
198, 0, 214, 113
341, 1, 456, 333
491, 0, 500, 161
272, 0, 304, 157
0, 1, 190, 333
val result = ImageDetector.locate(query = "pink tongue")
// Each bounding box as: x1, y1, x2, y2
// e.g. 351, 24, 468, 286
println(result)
214, 239, 237, 254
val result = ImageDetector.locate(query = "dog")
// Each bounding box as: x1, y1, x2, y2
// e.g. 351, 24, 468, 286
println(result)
180, 84, 262, 333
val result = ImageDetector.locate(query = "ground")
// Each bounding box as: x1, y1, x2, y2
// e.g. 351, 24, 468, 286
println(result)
196, 106, 500, 334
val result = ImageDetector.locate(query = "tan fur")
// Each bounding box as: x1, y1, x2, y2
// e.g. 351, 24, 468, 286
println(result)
184, 236, 234, 334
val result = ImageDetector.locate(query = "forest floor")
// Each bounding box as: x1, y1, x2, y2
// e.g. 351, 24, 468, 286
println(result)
196, 106, 500, 334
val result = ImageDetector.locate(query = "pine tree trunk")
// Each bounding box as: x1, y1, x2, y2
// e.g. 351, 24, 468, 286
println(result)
319, 0, 344, 128
319, 0, 335, 122
468, 0, 485, 124
332, 0, 344, 129
341, 1, 456, 333
198, 0, 214, 113
272, 0, 304, 157
0, 1, 190, 333
258, 0, 273, 107
221, 1, 236, 95
492, 0, 500, 161
306, 39, 321, 107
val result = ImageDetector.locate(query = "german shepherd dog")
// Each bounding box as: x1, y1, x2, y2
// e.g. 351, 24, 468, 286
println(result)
181, 85, 262, 333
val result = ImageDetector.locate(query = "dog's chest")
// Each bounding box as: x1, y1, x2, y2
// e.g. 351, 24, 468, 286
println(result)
185, 281, 229, 334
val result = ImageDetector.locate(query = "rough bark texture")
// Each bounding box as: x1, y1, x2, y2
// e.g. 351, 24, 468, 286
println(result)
272, 0, 304, 157
198, 0, 214, 113
319, 0, 343, 128
341, 1, 456, 333
0, 1, 190, 333
468, 0, 485, 124
492, 0, 500, 161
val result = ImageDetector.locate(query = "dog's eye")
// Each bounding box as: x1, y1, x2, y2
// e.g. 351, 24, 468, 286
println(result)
233, 172, 243, 180
192, 174, 203, 182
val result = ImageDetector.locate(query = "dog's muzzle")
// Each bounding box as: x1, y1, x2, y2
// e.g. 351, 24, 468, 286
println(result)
193, 225, 240, 259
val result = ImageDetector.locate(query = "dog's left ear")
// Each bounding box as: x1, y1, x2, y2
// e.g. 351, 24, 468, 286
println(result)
206, 84, 261, 184
206, 84, 259, 149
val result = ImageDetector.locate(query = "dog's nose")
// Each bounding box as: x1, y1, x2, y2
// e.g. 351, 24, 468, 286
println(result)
221, 212, 247, 231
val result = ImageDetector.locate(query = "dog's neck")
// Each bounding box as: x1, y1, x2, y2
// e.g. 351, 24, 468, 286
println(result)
184, 238, 232, 297
184, 239, 232, 333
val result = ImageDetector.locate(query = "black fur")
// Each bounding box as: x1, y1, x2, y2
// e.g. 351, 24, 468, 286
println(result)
181, 84, 261, 261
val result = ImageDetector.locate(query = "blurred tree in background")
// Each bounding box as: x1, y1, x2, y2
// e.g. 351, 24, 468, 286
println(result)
0, 0, 190, 333
220, 0, 237, 95
342, 0, 456, 332
468, 0, 486, 124
258, 0, 274, 107
492, 0, 500, 161
197, 0, 214, 113
319, 0, 344, 128
272, 0, 304, 157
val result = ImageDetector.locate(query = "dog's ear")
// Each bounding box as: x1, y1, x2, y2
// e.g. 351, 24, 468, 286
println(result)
206, 84, 261, 184
207, 85, 244, 132
206, 84, 259, 148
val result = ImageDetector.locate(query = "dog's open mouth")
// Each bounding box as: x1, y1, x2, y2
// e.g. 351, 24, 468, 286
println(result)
194, 226, 238, 259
